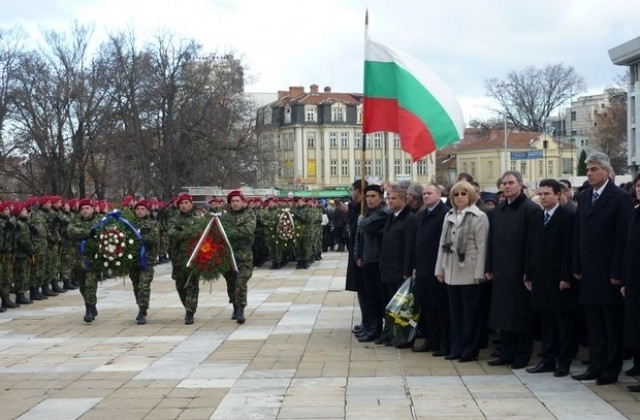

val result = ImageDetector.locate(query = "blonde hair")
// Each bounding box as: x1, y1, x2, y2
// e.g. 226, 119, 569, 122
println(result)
449, 181, 478, 210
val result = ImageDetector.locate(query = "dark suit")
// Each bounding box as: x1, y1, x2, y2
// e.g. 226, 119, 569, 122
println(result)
379, 205, 417, 303
527, 205, 577, 371
414, 201, 449, 352
574, 180, 633, 380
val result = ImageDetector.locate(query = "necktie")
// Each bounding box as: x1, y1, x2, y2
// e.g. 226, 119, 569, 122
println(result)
543, 212, 550, 225
592, 192, 600, 204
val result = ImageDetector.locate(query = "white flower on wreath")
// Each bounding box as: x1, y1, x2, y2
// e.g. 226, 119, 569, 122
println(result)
103, 262, 109, 267
115, 261, 121, 266
108, 256, 114, 261
128, 239, 134, 244
118, 232, 124, 238
118, 253, 123, 257
127, 254, 133, 260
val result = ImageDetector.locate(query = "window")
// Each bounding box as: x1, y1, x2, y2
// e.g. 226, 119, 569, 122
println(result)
547, 161, 554, 176
355, 160, 361, 176
571, 111, 576, 121
284, 105, 291, 124
341, 160, 349, 176
330, 160, 337, 176
354, 132, 361, 149
538, 161, 543, 176
307, 132, 315, 148
562, 158, 572, 174
511, 160, 517, 171
393, 134, 400, 149
365, 135, 371, 149
332, 103, 345, 122
305, 105, 316, 122
365, 160, 372, 175
374, 133, 382, 149
488, 160, 494, 178
341, 132, 349, 148
521, 162, 527, 174
329, 132, 337, 148
357, 105, 363, 124
394, 159, 401, 175
470, 162, 476, 177
417, 159, 427, 175
375, 160, 382, 176
262, 107, 272, 125
405, 159, 412, 174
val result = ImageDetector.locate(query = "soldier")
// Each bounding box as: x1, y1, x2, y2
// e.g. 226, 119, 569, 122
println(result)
42, 196, 67, 294
294, 197, 312, 269
221, 190, 256, 324
168, 193, 201, 325
265, 198, 284, 269
13, 202, 35, 305
60, 199, 78, 290
0, 202, 18, 309
129, 200, 159, 325
29, 197, 55, 300
67, 198, 100, 323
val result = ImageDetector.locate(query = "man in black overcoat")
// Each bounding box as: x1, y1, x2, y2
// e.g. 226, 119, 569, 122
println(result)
572, 152, 633, 385
378, 185, 417, 346
346, 179, 367, 334
524, 179, 578, 378
412, 184, 449, 355
485, 170, 542, 369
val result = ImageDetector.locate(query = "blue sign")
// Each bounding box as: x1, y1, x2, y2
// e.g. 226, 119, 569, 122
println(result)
510, 150, 543, 160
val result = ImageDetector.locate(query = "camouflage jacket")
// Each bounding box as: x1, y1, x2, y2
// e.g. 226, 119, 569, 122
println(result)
15, 217, 35, 258
29, 209, 50, 252
221, 207, 256, 252
167, 210, 201, 262
132, 215, 160, 263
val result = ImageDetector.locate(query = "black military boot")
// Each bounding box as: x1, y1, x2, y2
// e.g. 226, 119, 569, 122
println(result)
236, 307, 246, 324
15, 293, 31, 305
30, 286, 46, 300
136, 308, 147, 325
91, 304, 98, 318
41, 284, 58, 297
84, 304, 95, 323
270, 261, 280, 269
185, 311, 194, 325
231, 304, 238, 320
63, 278, 77, 290
51, 280, 66, 293
1, 295, 18, 309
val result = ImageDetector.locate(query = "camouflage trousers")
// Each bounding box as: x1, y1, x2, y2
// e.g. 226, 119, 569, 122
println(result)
73, 267, 97, 305
13, 256, 31, 295
158, 231, 169, 257
172, 265, 200, 313
224, 258, 253, 308
1, 258, 12, 297
46, 243, 61, 284
296, 235, 311, 262
130, 267, 154, 309
268, 242, 282, 263
33, 253, 46, 287
60, 244, 73, 281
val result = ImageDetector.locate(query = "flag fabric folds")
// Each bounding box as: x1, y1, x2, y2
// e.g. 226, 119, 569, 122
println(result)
363, 39, 465, 161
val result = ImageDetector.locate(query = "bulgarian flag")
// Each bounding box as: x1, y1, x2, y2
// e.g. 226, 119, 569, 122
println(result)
363, 39, 465, 161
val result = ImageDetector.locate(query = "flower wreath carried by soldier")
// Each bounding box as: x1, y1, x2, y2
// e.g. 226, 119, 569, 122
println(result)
268, 207, 300, 257
83, 209, 145, 277
175, 214, 238, 281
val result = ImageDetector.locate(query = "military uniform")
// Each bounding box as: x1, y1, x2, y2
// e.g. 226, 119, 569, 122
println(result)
0, 205, 18, 309
294, 199, 312, 269
67, 201, 100, 323
129, 203, 159, 325
168, 197, 201, 324
221, 202, 256, 324
59, 203, 77, 289
13, 203, 35, 305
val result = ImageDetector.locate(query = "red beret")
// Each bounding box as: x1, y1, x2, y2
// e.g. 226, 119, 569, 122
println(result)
50, 195, 62, 204
11, 201, 24, 216
177, 193, 192, 204
78, 198, 93, 208
122, 195, 134, 206
208, 197, 218, 204
226, 190, 243, 203
66, 198, 77, 208
134, 199, 150, 210
0, 202, 7, 212
24, 197, 36, 208
98, 200, 109, 211
38, 196, 51, 206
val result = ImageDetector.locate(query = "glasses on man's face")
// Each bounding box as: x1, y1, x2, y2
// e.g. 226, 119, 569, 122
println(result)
453, 192, 468, 197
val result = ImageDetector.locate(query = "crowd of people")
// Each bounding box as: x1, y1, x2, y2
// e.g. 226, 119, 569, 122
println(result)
347, 150, 640, 392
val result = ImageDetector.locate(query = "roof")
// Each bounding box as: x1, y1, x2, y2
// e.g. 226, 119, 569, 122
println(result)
455, 130, 542, 152
272, 92, 362, 107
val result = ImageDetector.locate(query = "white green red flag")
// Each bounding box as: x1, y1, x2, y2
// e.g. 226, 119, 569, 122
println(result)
363, 39, 465, 161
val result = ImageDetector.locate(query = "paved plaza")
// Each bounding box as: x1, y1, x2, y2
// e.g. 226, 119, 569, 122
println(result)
0, 252, 639, 419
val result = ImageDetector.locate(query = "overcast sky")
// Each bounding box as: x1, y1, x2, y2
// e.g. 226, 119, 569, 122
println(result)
2, 0, 639, 122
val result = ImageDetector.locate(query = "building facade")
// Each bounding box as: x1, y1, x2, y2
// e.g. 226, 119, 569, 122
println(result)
609, 36, 640, 172
256, 85, 435, 190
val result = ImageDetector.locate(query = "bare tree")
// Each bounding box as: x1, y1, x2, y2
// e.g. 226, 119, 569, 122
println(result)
485, 64, 586, 131
590, 87, 628, 175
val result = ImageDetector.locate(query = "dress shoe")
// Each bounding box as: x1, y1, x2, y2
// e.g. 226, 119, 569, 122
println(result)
184, 311, 194, 325
487, 358, 509, 366
526, 362, 556, 374
444, 354, 461, 360
411, 344, 431, 353
458, 356, 477, 363
554, 368, 570, 377
510, 361, 528, 369
432, 350, 448, 357
358, 330, 381, 342
596, 376, 617, 386
352, 323, 365, 334
571, 370, 599, 381
627, 384, 640, 392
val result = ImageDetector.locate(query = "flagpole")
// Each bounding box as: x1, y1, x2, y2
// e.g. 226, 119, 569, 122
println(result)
360, 9, 369, 216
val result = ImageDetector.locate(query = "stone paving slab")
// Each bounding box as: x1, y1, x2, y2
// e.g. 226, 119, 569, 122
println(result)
0, 252, 637, 419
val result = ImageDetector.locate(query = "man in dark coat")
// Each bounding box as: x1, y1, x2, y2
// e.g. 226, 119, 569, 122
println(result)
346, 179, 367, 334
524, 179, 577, 377
572, 151, 633, 385
485, 171, 542, 369
379, 185, 417, 346
412, 184, 449, 355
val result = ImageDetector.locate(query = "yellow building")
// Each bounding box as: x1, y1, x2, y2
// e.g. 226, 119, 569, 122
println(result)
455, 130, 576, 191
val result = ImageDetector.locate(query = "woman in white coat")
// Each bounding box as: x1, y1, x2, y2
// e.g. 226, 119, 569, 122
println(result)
435, 181, 489, 362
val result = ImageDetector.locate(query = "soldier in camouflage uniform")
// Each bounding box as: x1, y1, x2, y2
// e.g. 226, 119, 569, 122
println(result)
129, 200, 159, 325
59, 199, 78, 290
221, 191, 256, 324
251, 200, 268, 267
67, 198, 100, 323
294, 197, 312, 269
29, 197, 55, 300
0, 203, 18, 309
42, 196, 67, 294
13, 202, 35, 305
168, 194, 201, 325
265, 198, 283, 269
